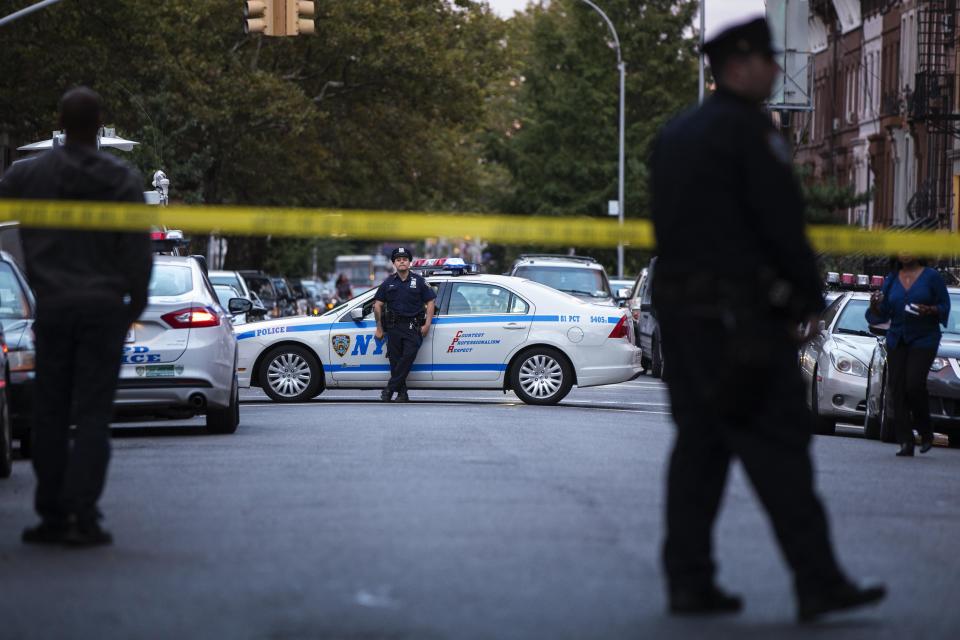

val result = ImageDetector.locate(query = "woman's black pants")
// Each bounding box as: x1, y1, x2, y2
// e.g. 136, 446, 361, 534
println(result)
886, 342, 938, 445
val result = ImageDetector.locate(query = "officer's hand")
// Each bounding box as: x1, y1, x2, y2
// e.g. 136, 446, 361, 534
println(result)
421, 324, 430, 337
916, 304, 939, 317
375, 327, 384, 340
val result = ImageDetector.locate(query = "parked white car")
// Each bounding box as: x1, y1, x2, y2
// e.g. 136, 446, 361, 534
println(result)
235, 262, 641, 405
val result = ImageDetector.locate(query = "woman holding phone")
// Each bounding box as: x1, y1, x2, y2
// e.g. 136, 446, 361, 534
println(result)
866, 253, 950, 456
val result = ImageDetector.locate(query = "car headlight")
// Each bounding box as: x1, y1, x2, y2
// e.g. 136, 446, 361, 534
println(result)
930, 357, 949, 372
8, 349, 35, 373
830, 350, 868, 377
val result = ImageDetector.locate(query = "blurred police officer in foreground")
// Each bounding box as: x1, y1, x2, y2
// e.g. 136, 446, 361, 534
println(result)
373, 248, 436, 402
650, 18, 885, 622
0, 87, 152, 546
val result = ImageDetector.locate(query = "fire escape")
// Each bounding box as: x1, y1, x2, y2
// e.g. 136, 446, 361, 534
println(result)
910, 0, 960, 228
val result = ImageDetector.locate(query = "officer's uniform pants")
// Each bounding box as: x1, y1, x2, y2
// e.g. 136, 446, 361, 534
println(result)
386, 324, 422, 394
886, 342, 937, 445
658, 313, 847, 597
31, 303, 129, 525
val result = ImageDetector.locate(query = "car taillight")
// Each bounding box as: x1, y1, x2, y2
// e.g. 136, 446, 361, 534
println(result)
161, 307, 220, 329
608, 315, 629, 339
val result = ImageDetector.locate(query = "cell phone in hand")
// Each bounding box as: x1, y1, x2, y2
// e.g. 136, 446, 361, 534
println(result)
905, 303, 921, 316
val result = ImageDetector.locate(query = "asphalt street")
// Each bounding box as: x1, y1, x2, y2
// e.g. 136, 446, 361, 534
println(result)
1, 377, 958, 640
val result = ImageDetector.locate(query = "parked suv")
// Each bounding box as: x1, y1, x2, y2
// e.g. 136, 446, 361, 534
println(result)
237, 270, 279, 318
633, 257, 663, 378
509, 254, 616, 305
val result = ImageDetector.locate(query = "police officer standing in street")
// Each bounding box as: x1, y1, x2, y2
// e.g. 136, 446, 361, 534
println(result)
374, 248, 436, 402
650, 19, 885, 622
0, 87, 152, 546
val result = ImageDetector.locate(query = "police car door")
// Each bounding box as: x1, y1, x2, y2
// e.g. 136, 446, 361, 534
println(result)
432, 281, 532, 381
327, 291, 391, 382
327, 285, 440, 383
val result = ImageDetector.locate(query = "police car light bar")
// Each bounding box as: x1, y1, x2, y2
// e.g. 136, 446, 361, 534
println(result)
825, 271, 882, 291
410, 257, 479, 276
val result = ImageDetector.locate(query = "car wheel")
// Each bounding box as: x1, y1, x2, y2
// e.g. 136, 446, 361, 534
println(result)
651, 333, 664, 379
864, 376, 881, 440
207, 376, 240, 435
811, 369, 837, 436
510, 347, 573, 406
261, 345, 323, 402
878, 387, 896, 443
0, 390, 11, 479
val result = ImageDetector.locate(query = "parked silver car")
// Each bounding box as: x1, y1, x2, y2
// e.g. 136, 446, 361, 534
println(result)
115, 255, 250, 433
799, 291, 877, 434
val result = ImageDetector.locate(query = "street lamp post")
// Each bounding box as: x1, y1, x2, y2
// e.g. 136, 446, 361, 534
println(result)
579, 0, 626, 279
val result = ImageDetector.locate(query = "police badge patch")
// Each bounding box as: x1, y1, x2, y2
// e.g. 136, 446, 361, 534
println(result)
332, 335, 350, 357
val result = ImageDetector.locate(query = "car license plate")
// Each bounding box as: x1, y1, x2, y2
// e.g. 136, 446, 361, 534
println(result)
125, 327, 136, 343
145, 365, 176, 377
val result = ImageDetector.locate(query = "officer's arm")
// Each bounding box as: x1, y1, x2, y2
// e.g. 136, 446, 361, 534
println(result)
373, 300, 384, 331
742, 122, 824, 319
423, 299, 435, 328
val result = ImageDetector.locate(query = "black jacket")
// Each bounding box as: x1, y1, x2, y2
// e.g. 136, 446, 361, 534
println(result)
0, 146, 152, 318
650, 89, 824, 323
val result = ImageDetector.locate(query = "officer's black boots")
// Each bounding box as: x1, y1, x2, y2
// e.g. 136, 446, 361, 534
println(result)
21, 520, 69, 545
668, 584, 743, 616
380, 389, 393, 402
395, 391, 409, 402
22, 517, 112, 547
797, 581, 886, 623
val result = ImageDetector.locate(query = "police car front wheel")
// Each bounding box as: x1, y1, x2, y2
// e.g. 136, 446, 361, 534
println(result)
261, 345, 323, 402
510, 347, 572, 406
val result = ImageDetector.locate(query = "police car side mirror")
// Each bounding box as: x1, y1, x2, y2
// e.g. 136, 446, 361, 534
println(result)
616, 288, 631, 300
350, 307, 364, 322
229, 298, 253, 314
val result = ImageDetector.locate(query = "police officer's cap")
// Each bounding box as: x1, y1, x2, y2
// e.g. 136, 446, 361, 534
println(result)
391, 247, 413, 262
703, 17, 780, 71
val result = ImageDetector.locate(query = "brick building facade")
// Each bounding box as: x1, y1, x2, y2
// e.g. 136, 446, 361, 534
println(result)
792, 0, 960, 230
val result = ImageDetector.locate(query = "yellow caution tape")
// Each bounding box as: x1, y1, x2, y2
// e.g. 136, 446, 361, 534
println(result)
0, 199, 958, 256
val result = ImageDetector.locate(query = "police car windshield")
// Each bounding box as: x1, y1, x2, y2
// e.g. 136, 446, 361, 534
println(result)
149, 265, 193, 297
513, 266, 610, 298
0, 263, 29, 323
833, 299, 872, 336
213, 285, 239, 308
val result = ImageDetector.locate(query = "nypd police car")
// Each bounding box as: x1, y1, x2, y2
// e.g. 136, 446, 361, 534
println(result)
235, 259, 642, 405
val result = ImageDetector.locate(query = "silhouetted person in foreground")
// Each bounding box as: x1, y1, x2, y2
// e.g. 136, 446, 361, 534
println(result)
650, 18, 885, 622
0, 87, 152, 546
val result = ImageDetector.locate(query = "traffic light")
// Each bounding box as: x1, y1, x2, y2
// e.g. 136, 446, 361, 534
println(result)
244, 0, 314, 37
244, 0, 283, 36
286, 0, 315, 36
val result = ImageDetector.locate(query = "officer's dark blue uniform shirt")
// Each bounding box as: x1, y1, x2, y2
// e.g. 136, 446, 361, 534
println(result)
374, 272, 436, 317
